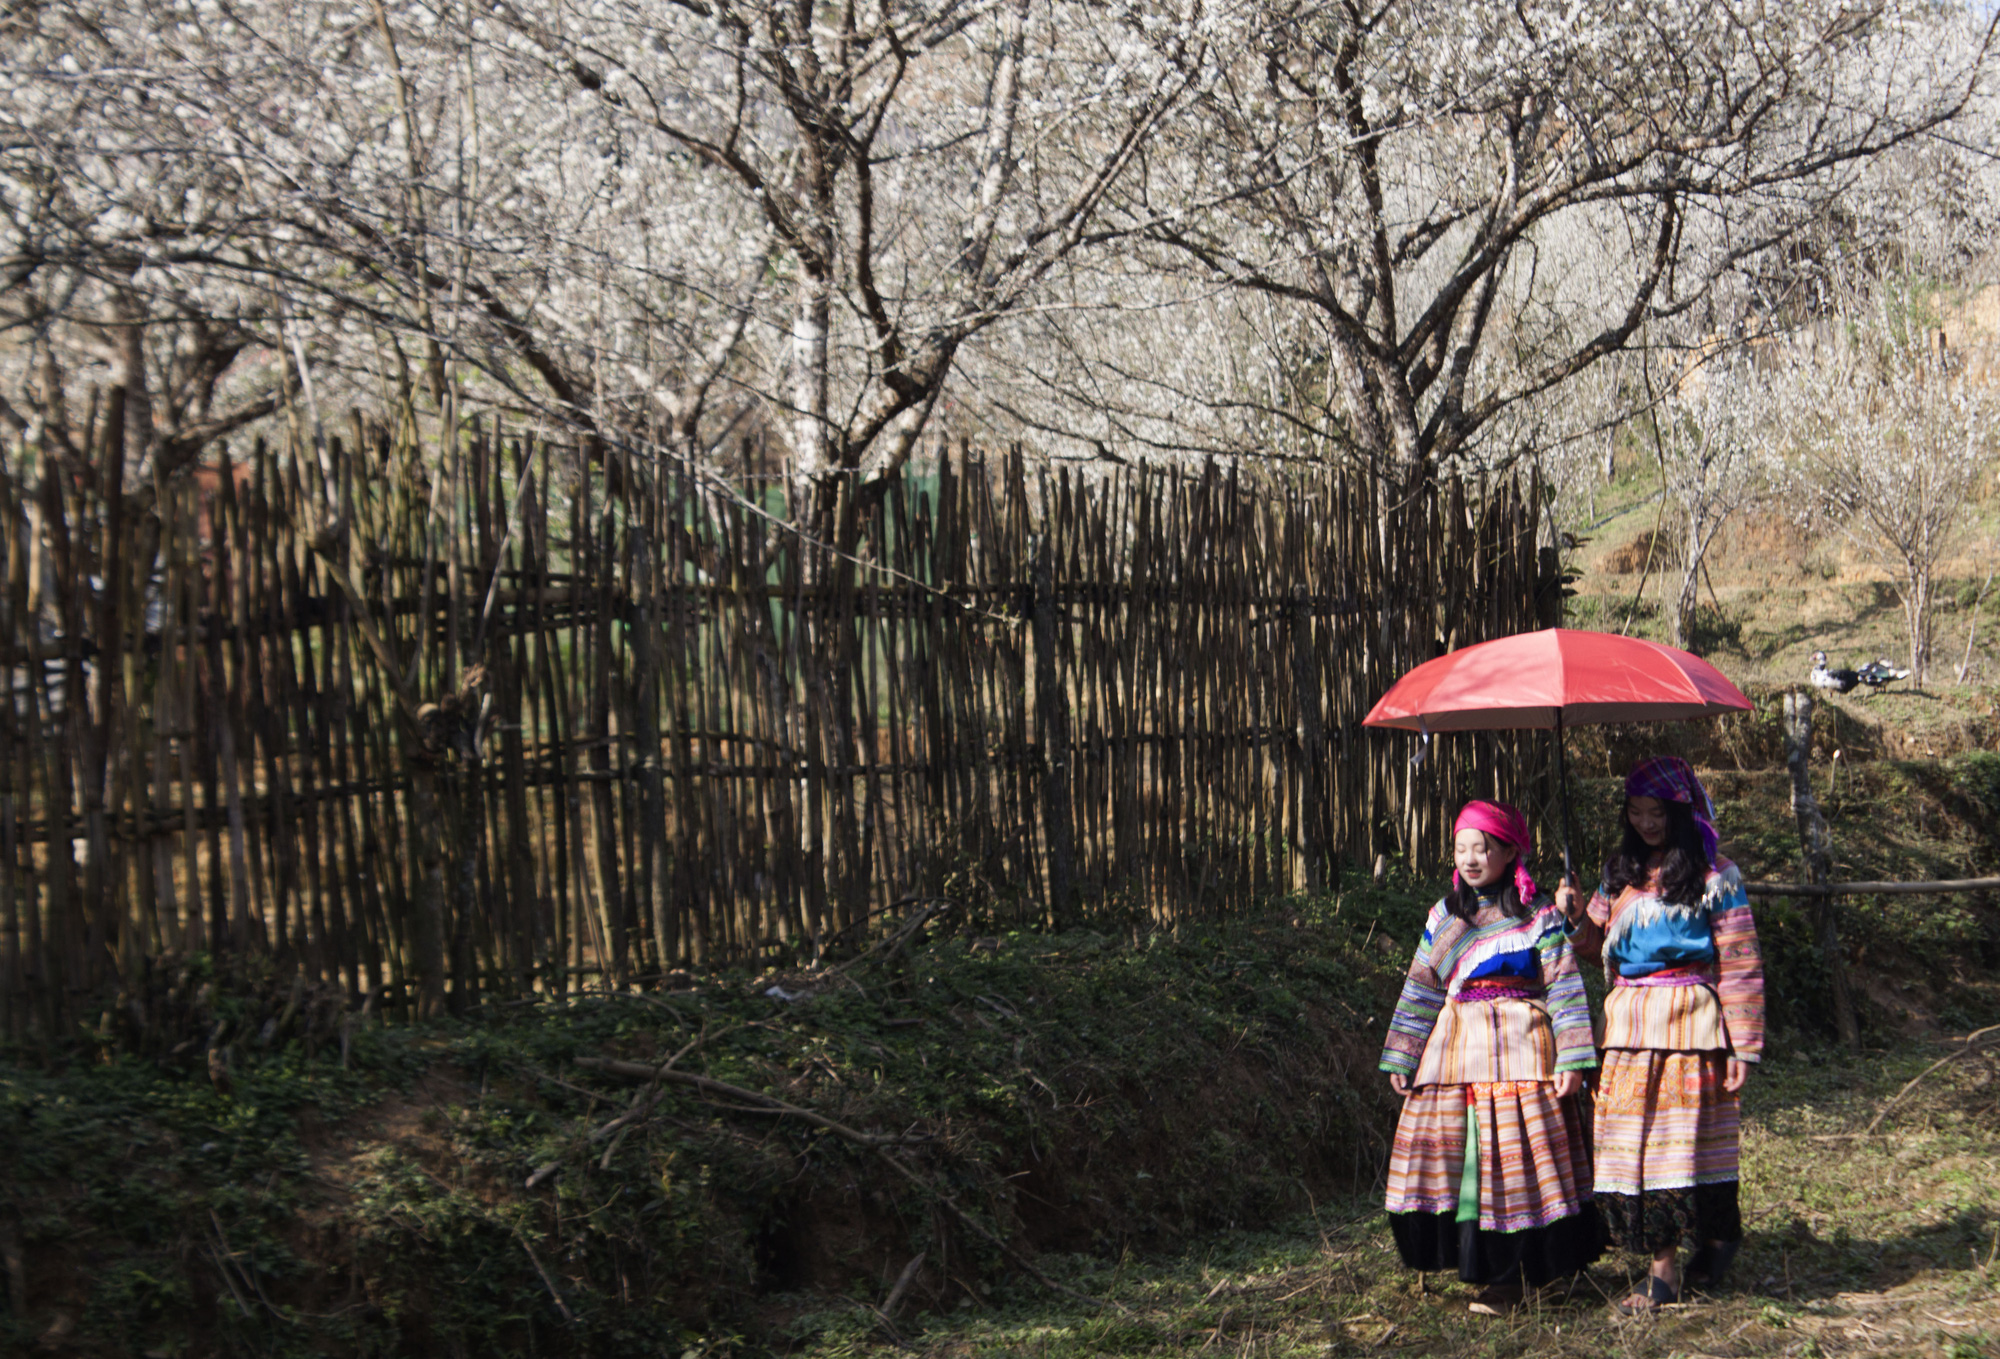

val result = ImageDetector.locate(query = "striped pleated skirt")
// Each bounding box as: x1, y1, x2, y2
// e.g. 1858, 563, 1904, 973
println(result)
1593, 1047, 1742, 1251
1385, 999, 1602, 1285
1592, 983, 1744, 1251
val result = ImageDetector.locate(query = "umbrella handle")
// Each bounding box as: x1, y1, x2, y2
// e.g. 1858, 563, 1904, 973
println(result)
1554, 708, 1579, 891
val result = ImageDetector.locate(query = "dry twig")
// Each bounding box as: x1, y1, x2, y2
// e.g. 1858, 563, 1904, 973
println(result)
1863, 1023, 2000, 1136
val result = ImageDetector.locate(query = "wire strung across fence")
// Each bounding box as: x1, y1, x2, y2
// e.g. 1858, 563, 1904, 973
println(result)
0, 423, 1558, 1037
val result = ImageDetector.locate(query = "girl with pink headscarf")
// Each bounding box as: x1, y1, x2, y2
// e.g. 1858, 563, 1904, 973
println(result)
1556, 756, 1764, 1315
1379, 800, 1601, 1316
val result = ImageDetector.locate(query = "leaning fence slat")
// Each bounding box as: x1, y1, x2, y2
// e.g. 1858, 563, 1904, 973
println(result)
1, 471, 25, 1039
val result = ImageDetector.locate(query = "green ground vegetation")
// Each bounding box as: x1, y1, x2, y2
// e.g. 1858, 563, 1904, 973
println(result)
1, 895, 1418, 1357
2, 755, 1996, 1357
791, 1041, 2000, 1359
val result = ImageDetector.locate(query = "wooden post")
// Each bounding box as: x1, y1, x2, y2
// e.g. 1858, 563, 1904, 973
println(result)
1031, 539, 1074, 928
1783, 690, 1859, 1050
0, 469, 23, 1040
1289, 586, 1324, 893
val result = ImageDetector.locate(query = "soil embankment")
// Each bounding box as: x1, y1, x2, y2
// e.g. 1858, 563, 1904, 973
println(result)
0, 913, 1410, 1355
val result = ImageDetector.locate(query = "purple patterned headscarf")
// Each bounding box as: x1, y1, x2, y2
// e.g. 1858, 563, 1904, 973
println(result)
1625, 755, 1719, 867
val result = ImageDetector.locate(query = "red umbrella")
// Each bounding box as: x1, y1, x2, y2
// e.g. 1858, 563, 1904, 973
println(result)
1363, 629, 1751, 732
1363, 628, 1752, 879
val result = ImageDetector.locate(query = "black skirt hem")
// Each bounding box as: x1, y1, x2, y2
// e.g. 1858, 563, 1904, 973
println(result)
1388, 1203, 1604, 1286
1597, 1181, 1742, 1254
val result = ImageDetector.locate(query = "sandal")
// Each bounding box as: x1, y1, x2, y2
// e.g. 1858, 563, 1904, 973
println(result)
1615, 1274, 1679, 1314
1468, 1283, 1522, 1317
1684, 1240, 1740, 1291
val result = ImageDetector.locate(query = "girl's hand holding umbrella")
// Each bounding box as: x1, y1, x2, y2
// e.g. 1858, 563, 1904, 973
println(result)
1553, 876, 1585, 926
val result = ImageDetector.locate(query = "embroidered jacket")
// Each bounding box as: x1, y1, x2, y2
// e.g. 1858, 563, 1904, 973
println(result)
1378, 896, 1596, 1082
1573, 857, 1765, 1061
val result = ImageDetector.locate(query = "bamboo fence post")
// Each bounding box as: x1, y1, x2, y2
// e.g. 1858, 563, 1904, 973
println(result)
20, 479, 55, 1038
585, 458, 625, 984
1, 470, 24, 1039
494, 436, 537, 993
1031, 534, 1075, 928
41, 456, 86, 1009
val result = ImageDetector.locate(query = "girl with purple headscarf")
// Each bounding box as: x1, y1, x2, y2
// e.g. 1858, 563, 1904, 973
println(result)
1557, 756, 1766, 1314
1378, 800, 1601, 1316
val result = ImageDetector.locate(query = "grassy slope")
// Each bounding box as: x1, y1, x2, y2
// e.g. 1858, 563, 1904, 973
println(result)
0, 902, 1422, 1357
1561, 443, 2000, 730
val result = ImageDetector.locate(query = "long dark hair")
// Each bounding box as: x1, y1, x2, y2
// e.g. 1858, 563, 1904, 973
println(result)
1444, 832, 1533, 923
1603, 798, 1711, 907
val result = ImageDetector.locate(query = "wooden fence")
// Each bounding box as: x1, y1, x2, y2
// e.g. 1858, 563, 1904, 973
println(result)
0, 425, 1556, 1037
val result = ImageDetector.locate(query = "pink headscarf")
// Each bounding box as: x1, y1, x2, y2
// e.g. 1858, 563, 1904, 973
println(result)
1453, 799, 1539, 903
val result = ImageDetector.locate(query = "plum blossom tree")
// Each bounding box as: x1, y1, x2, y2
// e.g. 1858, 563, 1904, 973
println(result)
1781, 330, 1995, 685
461, 0, 1212, 517
1651, 355, 1770, 652
5, 0, 1211, 526
1119, 0, 1996, 481
4, 0, 1996, 517
2, 0, 802, 502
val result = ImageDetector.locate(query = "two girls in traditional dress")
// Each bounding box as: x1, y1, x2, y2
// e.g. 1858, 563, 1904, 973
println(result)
1379, 759, 1765, 1316
1557, 756, 1764, 1314
1379, 800, 1603, 1315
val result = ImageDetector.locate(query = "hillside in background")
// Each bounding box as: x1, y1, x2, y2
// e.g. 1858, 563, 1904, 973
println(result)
1562, 433, 2000, 733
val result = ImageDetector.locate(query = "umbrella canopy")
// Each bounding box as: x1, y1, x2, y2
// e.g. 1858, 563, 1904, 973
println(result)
1362, 629, 1751, 733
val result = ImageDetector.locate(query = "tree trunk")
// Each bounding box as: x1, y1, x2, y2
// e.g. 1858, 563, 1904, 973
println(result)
1783, 690, 1859, 1050
1956, 563, 1995, 685
1671, 560, 1698, 651
1905, 565, 1933, 686
791, 264, 833, 506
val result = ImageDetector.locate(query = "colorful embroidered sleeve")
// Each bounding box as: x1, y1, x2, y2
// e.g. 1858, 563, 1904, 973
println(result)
1568, 877, 1611, 967
1709, 861, 1765, 1061
1378, 903, 1449, 1075
1534, 905, 1598, 1071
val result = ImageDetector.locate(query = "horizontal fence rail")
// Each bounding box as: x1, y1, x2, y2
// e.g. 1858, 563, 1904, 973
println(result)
0, 424, 1556, 1039
1742, 877, 2000, 897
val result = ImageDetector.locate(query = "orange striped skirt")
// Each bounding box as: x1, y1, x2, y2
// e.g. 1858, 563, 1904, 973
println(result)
1593, 1048, 1740, 1194
1384, 1079, 1595, 1233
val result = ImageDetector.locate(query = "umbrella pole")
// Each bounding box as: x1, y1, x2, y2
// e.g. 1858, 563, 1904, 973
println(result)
1554, 707, 1579, 889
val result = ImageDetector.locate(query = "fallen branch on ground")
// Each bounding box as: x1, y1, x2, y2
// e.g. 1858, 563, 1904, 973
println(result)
572, 1057, 930, 1146
570, 1053, 1120, 1313
1863, 1023, 2000, 1137
527, 1030, 712, 1187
